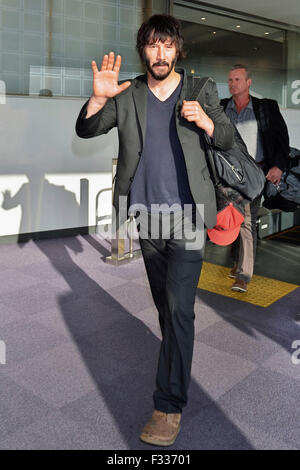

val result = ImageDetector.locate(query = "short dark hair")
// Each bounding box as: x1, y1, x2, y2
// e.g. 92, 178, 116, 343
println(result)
136, 14, 186, 62
230, 64, 251, 79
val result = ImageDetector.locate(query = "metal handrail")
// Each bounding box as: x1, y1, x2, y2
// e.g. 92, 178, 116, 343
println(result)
105, 159, 141, 264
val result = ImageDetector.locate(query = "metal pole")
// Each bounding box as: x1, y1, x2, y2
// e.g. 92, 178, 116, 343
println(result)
143, 0, 153, 22
48, 0, 53, 67
129, 215, 134, 258
106, 159, 141, 264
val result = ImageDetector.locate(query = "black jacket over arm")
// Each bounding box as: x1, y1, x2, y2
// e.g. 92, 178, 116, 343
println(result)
221, 96, 290, 172
76, 68, 235, 229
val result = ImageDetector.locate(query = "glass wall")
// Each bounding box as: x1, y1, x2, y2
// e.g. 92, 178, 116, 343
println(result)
286, 31, 300, 109
174, 2, 300, 109
0, 0, 168, 97
1, 0, 299, 107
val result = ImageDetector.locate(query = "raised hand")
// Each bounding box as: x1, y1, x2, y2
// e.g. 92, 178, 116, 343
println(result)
91, 52, 131, 101
2, 190, 11, 202
86, 52, 131, 118
1, 190, 11, 209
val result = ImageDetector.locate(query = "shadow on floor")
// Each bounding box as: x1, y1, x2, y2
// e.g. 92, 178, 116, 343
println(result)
34, 236, 254, 450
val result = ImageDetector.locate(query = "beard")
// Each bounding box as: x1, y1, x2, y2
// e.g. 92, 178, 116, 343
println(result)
145, 57, 177, 81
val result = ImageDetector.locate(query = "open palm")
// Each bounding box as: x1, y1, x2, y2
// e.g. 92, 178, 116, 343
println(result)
92, 52, 131, 99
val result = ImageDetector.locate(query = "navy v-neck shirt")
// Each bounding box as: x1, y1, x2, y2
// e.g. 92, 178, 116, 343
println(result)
130, 75, 195, 213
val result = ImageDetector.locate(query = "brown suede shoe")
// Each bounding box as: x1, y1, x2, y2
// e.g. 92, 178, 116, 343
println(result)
228, 264, 238, 279
232, 278, 248, 292
140, 410, 181, 446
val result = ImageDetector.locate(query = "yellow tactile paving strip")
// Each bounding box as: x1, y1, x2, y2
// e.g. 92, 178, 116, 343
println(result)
198, 262, 299, 307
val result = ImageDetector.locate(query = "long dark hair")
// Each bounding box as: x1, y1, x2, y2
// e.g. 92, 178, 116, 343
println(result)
136, 14, 186, 62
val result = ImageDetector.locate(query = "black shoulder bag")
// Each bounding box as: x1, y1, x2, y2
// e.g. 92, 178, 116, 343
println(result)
188, 76, 266, 202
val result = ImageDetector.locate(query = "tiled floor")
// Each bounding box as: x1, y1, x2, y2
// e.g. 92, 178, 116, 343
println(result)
0, 234, 299, 450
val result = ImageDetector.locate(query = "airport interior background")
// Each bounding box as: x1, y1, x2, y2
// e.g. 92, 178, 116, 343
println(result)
1, 0, 299, 279
0, 0, 299, 450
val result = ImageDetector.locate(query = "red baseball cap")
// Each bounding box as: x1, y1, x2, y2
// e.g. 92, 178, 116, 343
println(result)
207, 203, 244, 246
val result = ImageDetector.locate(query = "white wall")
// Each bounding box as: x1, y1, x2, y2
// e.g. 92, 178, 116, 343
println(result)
281, 109, 300, 149
0, 95, 299, 240
0, 96, 118, 239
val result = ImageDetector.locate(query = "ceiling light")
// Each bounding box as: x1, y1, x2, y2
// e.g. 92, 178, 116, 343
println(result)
201, 17, 206, 20
265, 32, 270, 35
236, 25, 241, 28
213, 31, 216, 35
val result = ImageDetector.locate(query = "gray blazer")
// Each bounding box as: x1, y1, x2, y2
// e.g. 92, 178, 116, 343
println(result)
76, 68, 234, 229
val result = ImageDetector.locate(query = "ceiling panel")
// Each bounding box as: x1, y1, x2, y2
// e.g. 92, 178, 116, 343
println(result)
195, 0, 300, 28
175, 4, 285, 42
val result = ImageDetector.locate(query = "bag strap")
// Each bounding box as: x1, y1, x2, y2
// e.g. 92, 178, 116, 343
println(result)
204, 140, 221, 187
186, 76, 211, 101
186, 76, 221, 186
188, 77, 249, 156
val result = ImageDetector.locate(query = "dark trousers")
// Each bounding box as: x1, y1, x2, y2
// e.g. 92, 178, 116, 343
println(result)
137, 210, 205, 413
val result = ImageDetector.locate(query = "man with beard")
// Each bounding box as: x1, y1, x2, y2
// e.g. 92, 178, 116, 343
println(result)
76, 14, 234, 446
